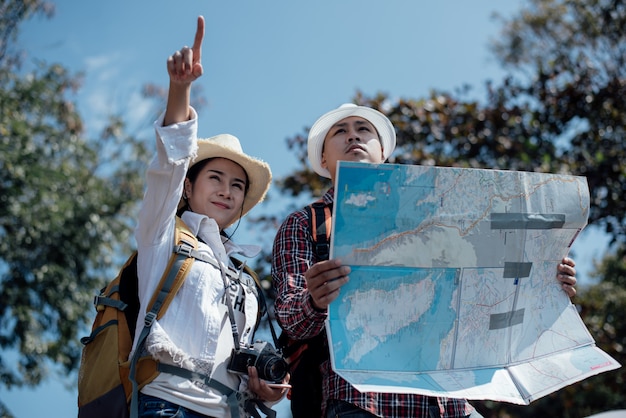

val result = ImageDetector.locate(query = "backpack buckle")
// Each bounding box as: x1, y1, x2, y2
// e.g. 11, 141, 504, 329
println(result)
94, 295, 105, 312
316, 243, 330, 260
175, 241, 194, 257
144, 311, 157, 327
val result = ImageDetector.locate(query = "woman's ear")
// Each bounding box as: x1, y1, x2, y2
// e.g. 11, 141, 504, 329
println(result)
183, 178, 192, 199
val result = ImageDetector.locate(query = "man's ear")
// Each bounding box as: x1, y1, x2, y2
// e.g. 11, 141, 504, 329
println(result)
320, 152, 327, 169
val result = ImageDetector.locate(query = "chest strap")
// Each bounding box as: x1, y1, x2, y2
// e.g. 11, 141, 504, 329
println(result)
176, 240, 243, 282
157, 363, 276, 418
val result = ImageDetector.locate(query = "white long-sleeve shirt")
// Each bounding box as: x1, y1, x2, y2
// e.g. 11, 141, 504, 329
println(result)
132, 109, 261, 417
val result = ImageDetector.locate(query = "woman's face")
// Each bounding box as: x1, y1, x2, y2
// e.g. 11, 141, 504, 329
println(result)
184, 157, 247, 229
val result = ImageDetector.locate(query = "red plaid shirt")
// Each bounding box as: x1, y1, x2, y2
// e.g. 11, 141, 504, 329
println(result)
272, 188, 476, 417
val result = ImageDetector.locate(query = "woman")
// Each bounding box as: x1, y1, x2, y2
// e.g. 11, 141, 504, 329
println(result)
131, 16, 288, 418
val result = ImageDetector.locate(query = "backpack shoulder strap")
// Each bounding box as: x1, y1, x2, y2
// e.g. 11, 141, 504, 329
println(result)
145, 216, 197, 318
306, 199, 332, 261
280, 199, 332, 357
129, 216, 198, 418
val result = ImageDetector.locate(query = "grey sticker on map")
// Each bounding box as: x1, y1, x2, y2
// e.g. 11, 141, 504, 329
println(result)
490, 213, 566, 229
489, 308, 525, 330
503, 262, 532, 278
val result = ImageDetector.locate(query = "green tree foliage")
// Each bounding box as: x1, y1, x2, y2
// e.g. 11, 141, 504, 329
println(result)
0, 0, 54, 64
490, 0, 626, 244
277, 0, 626, 247
0, 1, 150, 411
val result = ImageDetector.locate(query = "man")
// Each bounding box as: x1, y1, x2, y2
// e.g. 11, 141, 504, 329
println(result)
272, 103, 578, 418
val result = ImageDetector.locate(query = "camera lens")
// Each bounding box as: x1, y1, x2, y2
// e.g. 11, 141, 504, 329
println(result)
259, 356, 288, 382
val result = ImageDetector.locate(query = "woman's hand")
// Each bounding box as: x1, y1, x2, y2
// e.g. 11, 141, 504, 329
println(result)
167, 15, 204, 85
246, 366, 290, 402
163, 15, 204, 126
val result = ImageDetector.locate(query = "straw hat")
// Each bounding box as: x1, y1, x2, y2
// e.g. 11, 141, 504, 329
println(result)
307, 103, 396, 178
179, 134, 271, 223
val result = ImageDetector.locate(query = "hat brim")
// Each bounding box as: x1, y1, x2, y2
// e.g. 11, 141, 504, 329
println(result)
307, 104, 396, 178
178, 134, 271, 227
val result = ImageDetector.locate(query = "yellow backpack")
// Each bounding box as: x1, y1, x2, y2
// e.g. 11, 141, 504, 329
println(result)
77, 217, 263, 418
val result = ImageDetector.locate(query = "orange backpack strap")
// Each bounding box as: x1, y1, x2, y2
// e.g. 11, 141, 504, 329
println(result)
308, 199, 332, 261
277, 199, 332, 416
145, 217, 197, 318
129, 217, 198, 418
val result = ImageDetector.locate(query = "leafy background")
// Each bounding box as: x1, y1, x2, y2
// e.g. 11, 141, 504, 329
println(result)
1, 0, 624, 417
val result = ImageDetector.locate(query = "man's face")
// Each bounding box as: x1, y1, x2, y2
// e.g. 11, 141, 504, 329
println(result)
321, 116, 385, 180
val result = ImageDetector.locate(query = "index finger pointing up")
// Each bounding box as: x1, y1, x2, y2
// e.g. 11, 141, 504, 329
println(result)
192, 15, 205, 63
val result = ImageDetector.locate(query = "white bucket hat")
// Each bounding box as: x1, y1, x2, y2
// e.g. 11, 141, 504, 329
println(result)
179, 134, 272, 224
307, 103, 396, 178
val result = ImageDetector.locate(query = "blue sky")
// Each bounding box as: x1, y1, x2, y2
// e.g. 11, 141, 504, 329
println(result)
5, 1, 611, 417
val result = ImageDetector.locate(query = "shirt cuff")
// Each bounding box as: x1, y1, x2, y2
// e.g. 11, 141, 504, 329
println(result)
305, 292, 328, 317
154, 107, 199, 165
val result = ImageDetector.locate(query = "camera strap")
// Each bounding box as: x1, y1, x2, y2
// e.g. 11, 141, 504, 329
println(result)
197, 232, 282, 352
218, 258, 281, 351
251, 268, 281, 349
217, 258, 243, 351
216, 260, 281, 418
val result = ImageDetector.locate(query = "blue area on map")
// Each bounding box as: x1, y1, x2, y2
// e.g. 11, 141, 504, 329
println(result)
328, 265, 460, 372
333, 162, 439, 250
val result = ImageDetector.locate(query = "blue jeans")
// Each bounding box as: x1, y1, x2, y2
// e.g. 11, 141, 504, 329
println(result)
138, 393, 216, 418
325, 399, 485, 418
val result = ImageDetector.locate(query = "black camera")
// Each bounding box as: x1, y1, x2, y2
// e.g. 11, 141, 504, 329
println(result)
227, 341, 288, 383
